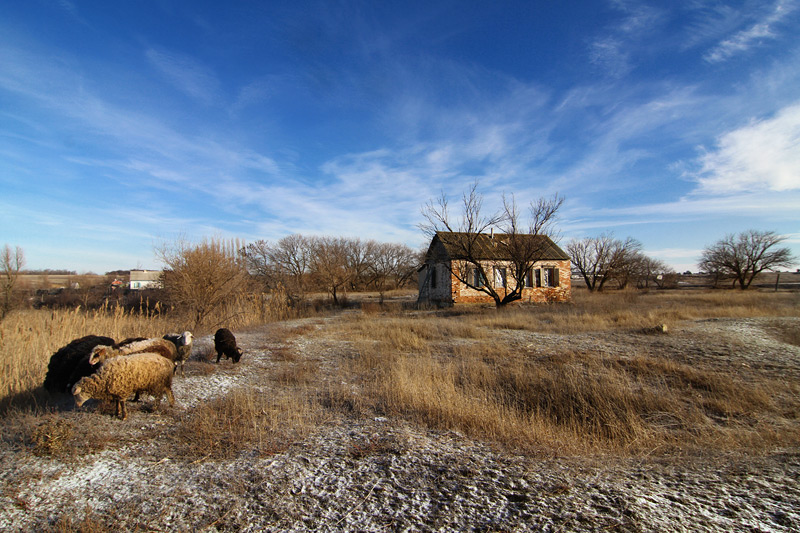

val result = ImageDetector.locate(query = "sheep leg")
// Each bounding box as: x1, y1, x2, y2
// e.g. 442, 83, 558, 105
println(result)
166, 389, 175, 406
216, 351, 222, 364
119, 400, 128, 420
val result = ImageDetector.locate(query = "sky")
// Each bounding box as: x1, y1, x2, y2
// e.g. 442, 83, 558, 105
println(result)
1, 0, 799, 274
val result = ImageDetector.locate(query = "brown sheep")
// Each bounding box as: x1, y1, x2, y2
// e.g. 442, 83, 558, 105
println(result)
72, 352, 175, 420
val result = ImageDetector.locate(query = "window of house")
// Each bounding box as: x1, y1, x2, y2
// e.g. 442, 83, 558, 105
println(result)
494, 267, 507, 288
524, 269, 533, 288
470, 268, 485, 288
541, 267, 559, 287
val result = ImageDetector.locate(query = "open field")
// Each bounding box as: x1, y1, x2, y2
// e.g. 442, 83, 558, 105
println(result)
1, 289, 799, 530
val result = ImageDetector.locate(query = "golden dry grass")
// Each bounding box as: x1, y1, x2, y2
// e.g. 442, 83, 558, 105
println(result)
471, 289, 800, 334
329, 290, 800, 454
358, 346, 788, 453
174, 388, 323, 460
3, 288, 799, 457
0, 306, 180, 403
0, 293, 305, 404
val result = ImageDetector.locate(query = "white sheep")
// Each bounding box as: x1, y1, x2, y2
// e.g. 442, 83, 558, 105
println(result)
72, 352, 176, 420
163, 331, 194, 376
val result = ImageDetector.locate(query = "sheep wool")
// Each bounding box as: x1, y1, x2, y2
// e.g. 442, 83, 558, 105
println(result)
72, 352, 176, 420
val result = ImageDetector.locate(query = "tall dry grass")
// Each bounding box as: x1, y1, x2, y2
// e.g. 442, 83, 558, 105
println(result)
360, 346, 786, 453
0, 306, 180, 404
330, 290, 800, 454
0, 291, 305, 405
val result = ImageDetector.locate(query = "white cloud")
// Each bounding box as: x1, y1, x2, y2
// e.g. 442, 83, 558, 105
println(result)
704, 0, 799, 63
692, 102, 800, 194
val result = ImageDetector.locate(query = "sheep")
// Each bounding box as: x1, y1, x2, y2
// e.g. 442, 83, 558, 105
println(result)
163, 331, 194, 376
72, 352, 176, 420
214, 328, 243, 364
89, 337, 179, 366
44, 335, 116, 394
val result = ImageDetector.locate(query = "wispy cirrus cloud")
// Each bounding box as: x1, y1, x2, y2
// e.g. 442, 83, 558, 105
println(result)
145, 47, 220, 105
704, 0, 799, 63
588, 1, 665, 78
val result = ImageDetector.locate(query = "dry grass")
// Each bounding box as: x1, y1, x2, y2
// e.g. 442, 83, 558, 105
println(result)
345, 340, 792, 454
329, 290, 800, 454
2, 289, 798, 458
0, 292, 307, 406
0, 306, 181, 405
470, 289, 800, 334
174, 387, 323, 461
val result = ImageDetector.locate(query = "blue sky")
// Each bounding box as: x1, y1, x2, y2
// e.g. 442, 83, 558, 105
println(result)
1, 0, 799, 274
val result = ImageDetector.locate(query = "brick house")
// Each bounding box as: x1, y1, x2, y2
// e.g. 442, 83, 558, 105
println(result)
418, 231, 571, 305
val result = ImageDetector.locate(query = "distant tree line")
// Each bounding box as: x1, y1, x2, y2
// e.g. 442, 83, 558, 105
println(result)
242, 234, 419, 305
153, 235, 420, 328
566, 229, 796, 292
566, 233, 675, 292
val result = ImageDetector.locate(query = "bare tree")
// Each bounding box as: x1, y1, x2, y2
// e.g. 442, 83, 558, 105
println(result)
698, 230, 796, 290
420, 181, 564, 307
368, 242, 418, 303
566, 234, 642, 291
309, 236, 351, 305
157, 238, 249, 328
1, 244, 25, 320
345, 238, 378, 291
634, 255, 674, 289
243, 234, 312, 303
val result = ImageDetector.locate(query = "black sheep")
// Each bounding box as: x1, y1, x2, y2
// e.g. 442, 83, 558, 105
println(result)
214, 328, 242, 364
43, 335, 115, 393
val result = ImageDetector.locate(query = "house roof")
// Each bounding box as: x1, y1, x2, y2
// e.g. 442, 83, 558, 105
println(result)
430, 231, 570, 261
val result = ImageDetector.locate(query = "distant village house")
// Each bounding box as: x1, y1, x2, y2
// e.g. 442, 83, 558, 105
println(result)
418, 231, 571, 305
128, 270, 162, 290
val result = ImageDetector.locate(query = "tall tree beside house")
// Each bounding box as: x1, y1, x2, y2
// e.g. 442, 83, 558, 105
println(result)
420, 182, 565, 307
698, 230, 795, 290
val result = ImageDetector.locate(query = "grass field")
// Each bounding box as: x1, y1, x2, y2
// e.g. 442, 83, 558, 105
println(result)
2, 288, 799, 455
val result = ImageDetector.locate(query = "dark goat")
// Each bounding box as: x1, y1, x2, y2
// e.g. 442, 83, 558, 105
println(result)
214, 328, 242, 364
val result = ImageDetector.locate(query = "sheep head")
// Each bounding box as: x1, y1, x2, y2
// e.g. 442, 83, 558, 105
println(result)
89, 345, 114, 366
72, 382, 91, 406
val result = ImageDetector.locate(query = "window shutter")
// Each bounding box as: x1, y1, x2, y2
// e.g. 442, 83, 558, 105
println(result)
553, 267, 559, 287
